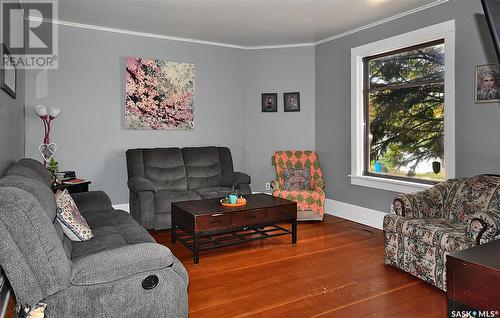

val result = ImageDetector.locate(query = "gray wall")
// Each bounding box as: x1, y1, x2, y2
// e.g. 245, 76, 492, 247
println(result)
23, 0, 500, 210
244, 47, 315, 192
25, 25, 246, 204
24, 25, 316, 202
315, 0, 500, 212
0, 70, 24, 175
0, 7, 25, 175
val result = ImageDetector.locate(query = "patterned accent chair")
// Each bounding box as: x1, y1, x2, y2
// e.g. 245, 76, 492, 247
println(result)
271, 151, 325, 221
384, 175, 500, 290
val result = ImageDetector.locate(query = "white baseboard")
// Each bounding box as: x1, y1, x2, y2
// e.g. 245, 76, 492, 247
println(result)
111, 198, 388, 230
112, 193, 270, 212
324, 198, 387, 230
112, 203, 130, 213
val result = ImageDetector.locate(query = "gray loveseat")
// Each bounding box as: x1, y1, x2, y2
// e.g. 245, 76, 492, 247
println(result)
0, 159, 188, 317
126, 146, 251, 230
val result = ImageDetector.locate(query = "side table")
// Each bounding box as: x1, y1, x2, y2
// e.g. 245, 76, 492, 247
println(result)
51, 181, 91, 194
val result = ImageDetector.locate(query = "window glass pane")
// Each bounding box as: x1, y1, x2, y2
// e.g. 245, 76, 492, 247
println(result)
369, 43, 444, 89
367, 75, 445, 182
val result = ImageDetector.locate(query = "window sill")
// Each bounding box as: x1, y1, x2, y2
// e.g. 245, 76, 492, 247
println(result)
349, 174, 432, 194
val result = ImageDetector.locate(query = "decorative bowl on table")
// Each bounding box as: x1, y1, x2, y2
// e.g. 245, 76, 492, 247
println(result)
220, 196, 247, 207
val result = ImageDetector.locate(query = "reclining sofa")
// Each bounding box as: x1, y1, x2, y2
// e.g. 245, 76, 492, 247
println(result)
126, 146, 251, 230
0, 159, 188, 317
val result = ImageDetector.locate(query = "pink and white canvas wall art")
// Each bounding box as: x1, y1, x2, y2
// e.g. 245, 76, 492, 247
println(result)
125, 57, 195, 129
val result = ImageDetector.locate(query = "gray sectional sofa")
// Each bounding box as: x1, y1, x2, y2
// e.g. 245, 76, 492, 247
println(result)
0, 159, 188, 317
126, 146, 251, 230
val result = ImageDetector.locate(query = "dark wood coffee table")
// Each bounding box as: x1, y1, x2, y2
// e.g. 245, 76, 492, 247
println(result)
171, 193, 297, 263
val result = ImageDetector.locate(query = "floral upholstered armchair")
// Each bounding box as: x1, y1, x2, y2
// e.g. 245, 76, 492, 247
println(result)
271, 151, 325, 221
384, 175, 500, 290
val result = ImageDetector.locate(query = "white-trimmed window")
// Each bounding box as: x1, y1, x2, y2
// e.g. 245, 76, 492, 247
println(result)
350, 20, 455, 193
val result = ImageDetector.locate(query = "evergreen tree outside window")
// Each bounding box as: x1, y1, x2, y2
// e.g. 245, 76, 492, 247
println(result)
363, 39, 445, 184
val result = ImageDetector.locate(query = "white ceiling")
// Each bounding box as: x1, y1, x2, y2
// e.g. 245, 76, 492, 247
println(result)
56, 0, 446, 47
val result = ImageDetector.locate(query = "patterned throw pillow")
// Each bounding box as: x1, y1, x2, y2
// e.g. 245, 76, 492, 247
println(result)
283, 167, 312, 190
55, 189, 93, 241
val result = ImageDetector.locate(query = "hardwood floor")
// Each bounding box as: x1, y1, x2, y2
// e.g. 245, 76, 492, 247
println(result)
6, 215, 447, 317
156, 215, 447, 317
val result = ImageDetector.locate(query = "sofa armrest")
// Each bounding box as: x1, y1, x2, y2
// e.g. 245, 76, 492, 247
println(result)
466, 209, 500, 245
71, 191, 113, 214
314, 178, 325, 190
232, 172, 251, 185
222, 172, 251, 187
127, 177, 157, 193
392, 194, 414, 217
271, 180, 280, 191
71, 243, 173, 285
392, 187, 446, 219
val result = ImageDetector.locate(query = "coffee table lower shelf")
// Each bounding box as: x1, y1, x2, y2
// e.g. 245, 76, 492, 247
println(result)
172, 223, 296, 263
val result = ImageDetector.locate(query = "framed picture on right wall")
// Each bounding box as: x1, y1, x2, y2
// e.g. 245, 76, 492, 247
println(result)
284, 92, 300, 112
474, 63, 500, 103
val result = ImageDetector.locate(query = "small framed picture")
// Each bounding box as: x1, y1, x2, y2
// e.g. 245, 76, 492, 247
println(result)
0, 45, 16, 99
474, 63, 500, 103
284, 92, 300, 112
262, 93, 277, 112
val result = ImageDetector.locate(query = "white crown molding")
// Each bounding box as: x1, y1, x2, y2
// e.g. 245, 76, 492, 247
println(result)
28, 0, 448, 50
28, 17, 248, 49
246, 43, 315, 50
27, 16, 315, 50
315, 0, 450, 45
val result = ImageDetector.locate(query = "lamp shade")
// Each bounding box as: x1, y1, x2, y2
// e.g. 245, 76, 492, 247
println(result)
34, 105, 48, 117
48, 108, 61, 118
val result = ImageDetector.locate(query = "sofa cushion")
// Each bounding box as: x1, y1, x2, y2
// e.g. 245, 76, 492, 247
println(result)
384, 214, 475, 251
70, 243, 174, 286
5, 158, 51, 186
194, 186, 233, 199
70, 191, 114, 215
84, 209, 137, 228
445, 175, 500, 222
143, 148, 187, 191
71, 211, 155, 259
182, 147, 222, 189
0, 175, 57, 222
154, 213, 172, 230
154, 190, 201, 213
217, 147, 236, 186
53, 220, 73, 258
282, 167, 312, 190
